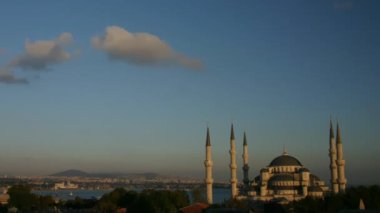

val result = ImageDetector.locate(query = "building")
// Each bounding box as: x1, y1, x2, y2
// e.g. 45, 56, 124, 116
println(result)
204, 120, 347, 204
248, 150, 329, 202
54, 181, 78, 190
0, 187, 9, 205
0, 193, 9, 205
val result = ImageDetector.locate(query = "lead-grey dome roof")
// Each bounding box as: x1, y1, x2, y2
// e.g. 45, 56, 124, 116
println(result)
269, 154, 303, 167
310, 174, 320, 182
268, 174, 294, 184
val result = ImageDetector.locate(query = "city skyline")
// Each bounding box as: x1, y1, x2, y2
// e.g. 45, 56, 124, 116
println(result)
0, 1, 379, 185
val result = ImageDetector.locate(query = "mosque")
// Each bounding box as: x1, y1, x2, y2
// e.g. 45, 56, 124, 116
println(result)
204, 121, 347, 204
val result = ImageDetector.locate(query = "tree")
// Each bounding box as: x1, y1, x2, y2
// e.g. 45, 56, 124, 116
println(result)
8, 184, 56, 212
65, 196, 97, 210
8, 185, 38, 211
96, 188, 189, 213
97, 188, 138, 212
290, 185, 380, 212
192, 187, 206, 203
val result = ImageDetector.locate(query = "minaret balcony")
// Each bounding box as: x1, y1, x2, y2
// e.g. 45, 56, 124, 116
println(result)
205, 179, 214, 184
204, 160, 213, 166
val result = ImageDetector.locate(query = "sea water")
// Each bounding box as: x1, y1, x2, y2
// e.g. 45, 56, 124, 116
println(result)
34, 187, 231, 204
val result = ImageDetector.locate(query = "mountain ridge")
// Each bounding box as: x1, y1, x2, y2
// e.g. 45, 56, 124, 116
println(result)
50, 169, 159, 179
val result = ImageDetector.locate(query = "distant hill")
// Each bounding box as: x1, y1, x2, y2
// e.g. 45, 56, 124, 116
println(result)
50, 170, 159, 180
50, 169, 89, 177
91, 172, 158, 179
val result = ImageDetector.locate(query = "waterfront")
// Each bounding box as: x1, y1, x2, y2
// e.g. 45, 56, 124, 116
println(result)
34, 187, 231, 203
34, 189, 112, 201
212, 188, 231, 203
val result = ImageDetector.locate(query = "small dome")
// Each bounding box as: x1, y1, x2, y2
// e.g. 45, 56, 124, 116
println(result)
269, 154, 303, 167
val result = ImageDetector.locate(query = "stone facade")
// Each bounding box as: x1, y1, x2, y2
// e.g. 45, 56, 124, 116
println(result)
247, 151, 329, 202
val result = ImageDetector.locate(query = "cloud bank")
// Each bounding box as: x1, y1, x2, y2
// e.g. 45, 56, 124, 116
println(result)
0, 69, 28, 84
0, 33, 74, 84
11, 32, 73, 70
92, 26, 202, 70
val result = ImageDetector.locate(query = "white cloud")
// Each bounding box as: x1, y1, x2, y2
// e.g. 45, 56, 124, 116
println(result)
92, 26, 202, 70
0, 33, 74, 84
11, 32, 73, 70
57, 32, 73, 44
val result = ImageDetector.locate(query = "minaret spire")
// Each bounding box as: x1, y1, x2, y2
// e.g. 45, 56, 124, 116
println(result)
243, 131, 247, 146
330, 119, 335, 139
230, 124, 235, 140
242, 131, 250, 193
229, 124, 238, 198
206, 127, 211, 146
336, 122, 347, 193
329, 119, 339, 193
336, 122, 342, 145
204, 127, 213, 204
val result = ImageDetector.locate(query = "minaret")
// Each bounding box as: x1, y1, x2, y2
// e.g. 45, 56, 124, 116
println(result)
229, 124, 238, 198
329, 120, 339, 193
204, 127, 213, 204
336, 122, 347, 193
242, 132, 250, 191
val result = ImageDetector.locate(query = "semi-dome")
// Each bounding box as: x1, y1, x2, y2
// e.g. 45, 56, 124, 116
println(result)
269, 154, 303, 167
268, 185, 298, 190
310, 174, 321, 182
268, 174, 294, 184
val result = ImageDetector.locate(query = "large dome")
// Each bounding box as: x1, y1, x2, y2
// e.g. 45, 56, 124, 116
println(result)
269, 154, 302, 167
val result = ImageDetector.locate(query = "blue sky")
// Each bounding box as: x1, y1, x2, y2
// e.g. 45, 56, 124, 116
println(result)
0, 0, 379, 185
